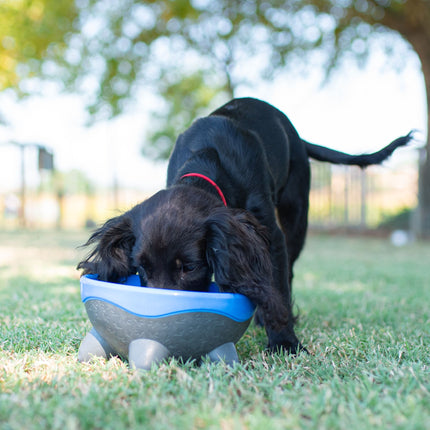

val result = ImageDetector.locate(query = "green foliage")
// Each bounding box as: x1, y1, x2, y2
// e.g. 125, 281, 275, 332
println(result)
0, 0, 427, 158
144, 70, 230, 159
378, 207, 413, 230
1, 230, 429, 429
0, 0, 78, 93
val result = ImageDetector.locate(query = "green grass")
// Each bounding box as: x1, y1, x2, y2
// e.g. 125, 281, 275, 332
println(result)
1, 230, 429, 429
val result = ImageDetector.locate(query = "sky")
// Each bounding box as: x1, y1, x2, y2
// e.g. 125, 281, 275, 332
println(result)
0, 44, 426, 195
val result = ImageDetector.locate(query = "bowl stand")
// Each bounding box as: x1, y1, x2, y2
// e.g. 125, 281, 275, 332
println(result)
78, 299, 251, 370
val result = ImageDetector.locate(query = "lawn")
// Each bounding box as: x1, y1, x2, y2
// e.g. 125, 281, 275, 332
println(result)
0, 230, 429, 429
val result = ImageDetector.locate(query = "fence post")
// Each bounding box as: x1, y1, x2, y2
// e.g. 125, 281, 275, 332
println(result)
360, 168, 367, 229
344, 166, 349, 225
328, 165, 333, 226
19, 144, 26, 227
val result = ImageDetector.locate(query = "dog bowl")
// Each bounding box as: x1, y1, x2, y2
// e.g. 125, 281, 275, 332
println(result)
78, 275, 255, 370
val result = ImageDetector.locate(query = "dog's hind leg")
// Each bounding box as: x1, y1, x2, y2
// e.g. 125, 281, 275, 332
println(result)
265, 164, 310, 353
249, 201, 307, 353
276, 186, 310, 288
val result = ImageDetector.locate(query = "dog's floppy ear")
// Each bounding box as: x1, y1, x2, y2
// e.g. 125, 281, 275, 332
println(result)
205, 208, 288, 330
77, 214, 136, 282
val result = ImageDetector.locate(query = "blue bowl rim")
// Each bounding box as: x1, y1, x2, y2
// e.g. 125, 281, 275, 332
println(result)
80, 274, 255, 322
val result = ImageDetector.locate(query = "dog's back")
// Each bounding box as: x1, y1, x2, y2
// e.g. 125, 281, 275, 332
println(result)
168, 98, 308, 199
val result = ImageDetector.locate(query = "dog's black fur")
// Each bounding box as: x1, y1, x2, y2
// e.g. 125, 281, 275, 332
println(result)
78, 98, 412, 353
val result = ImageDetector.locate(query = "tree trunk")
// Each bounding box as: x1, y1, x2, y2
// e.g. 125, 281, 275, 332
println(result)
415, 80, 430, 238
406, 34, 430, 238
378, 2, 430, 237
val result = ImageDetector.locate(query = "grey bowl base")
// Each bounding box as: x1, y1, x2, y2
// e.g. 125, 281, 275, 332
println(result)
78, 327, 240, 370
78, 300, 251, 370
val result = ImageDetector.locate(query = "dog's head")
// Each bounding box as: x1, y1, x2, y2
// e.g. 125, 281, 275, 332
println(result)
77, 186, 288, 329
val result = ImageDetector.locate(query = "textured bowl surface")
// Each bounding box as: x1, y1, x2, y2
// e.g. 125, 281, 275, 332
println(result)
81, 274, 255, 322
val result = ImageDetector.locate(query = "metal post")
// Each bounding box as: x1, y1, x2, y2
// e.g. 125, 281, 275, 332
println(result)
2, 141, 53, 228
344, 166, 349, 226
19, 144, 26, 227
360, 168, 367, 229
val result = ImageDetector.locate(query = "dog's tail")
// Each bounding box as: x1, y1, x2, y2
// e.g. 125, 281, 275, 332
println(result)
303, 131, 413, 168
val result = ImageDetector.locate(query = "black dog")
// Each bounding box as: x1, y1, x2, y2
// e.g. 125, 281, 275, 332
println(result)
78, 97, 412, 353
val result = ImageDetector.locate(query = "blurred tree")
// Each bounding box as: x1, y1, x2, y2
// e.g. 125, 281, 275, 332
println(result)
303, 0, 430, 238
144, 70, 230, 160
1, 0, 429, 235
0, 0, 78, 93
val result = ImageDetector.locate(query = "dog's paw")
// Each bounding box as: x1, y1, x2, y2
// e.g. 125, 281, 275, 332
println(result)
266, 335, 309, 355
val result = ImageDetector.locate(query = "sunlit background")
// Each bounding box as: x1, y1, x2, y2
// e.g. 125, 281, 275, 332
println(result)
0, 0, 428, 235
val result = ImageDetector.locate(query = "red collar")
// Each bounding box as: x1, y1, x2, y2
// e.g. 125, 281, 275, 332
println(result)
180, 173, 227, 207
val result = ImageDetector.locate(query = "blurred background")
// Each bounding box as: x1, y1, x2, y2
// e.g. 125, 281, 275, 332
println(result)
0, 0, 429, 238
